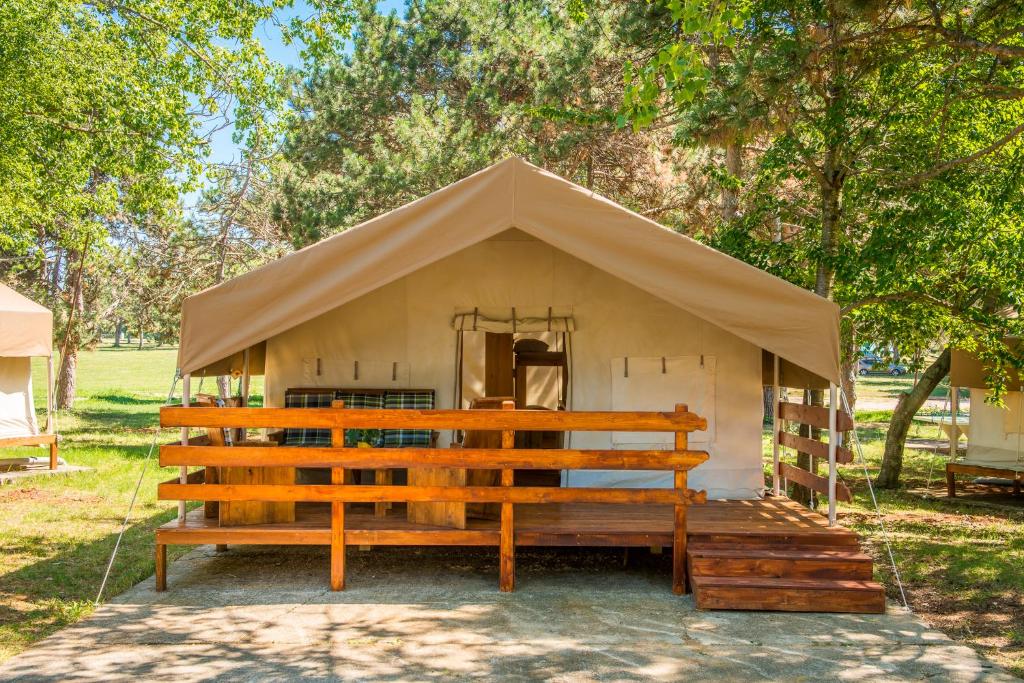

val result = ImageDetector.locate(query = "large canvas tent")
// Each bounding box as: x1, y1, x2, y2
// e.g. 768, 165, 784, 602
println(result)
0, 284, 57, 468
175, 158, 841, 499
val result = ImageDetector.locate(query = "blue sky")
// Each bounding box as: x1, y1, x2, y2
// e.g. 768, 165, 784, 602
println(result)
187, 0, 405, 211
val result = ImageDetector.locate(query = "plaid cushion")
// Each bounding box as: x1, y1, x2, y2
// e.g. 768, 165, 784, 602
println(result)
336, 392, 384, 446
382, 391, 434, 448
282, 392, 333, 446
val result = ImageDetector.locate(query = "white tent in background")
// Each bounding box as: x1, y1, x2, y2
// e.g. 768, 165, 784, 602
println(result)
0, 284, 58, 470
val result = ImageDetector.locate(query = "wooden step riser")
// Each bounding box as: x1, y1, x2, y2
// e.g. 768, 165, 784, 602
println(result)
689, 556, 873, 580
694, 585, 886, 614
690, 533, 860, 548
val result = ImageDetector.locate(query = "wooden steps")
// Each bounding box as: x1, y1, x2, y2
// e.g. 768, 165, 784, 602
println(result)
690, 576, 886, 613
688, 544, 874, 580
687, 531, 886, 613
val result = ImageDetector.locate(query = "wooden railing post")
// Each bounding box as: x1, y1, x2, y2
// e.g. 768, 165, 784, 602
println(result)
330, 399, 346, 591
499, 400, 515, 592
673, 403, 689, 595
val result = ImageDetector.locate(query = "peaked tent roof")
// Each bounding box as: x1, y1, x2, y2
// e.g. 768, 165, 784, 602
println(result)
178, 158, 840, 383
0, 283, 53, 357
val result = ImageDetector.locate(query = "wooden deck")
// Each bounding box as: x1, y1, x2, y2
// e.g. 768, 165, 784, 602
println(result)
157, 497, 856, 547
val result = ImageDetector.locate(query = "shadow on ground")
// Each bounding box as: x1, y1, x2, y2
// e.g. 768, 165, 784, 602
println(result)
0, 544, 1013, 682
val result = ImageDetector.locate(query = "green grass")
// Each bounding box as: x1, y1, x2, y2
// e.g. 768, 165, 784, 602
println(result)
767, 378, 1023, 676
2, 359, 1021, 676
0, 345, 264, 661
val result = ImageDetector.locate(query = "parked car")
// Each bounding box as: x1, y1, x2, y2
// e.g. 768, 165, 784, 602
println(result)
858, 355, 908, 376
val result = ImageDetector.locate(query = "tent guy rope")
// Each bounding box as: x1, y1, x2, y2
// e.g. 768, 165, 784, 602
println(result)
95, 369, 181, 605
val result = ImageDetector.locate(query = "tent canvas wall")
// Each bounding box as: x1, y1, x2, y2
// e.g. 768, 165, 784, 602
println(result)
264, 230, 763, 498
174, 158, 842, 501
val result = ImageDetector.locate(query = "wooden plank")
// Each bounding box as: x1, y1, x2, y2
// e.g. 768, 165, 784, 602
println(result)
155, 544, 166, 592
159, 445, 709, 470
499, 401, 515, 592
158, 483, 706, 505
49, 441, 58, 470
485, 333, 514, 396
407, 467, 467, 529
160, 406, 708, 433
673, 403, 689, 596
778, 431, 853, 465
778, 462, 853, 502
0, 434, 57, 448
330, 400, 345, 591
778, 402, 853, 432
219, 466, 296, 525
691, 576, 886, 613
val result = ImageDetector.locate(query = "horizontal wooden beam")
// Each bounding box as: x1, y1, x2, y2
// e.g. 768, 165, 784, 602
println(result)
0, 434, 56, 448
778, 402, 853, 432
778, 431, 853, 465
159, 406, 707, 433
778, 462, 852, 502
158, 483, 707, 506
159, 445, 709, 470
946, 462, 1024, 479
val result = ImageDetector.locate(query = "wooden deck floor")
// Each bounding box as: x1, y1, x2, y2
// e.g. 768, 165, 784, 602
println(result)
157, 497, 857, 548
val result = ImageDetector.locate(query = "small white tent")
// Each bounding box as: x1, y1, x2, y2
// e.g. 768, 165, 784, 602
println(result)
949, 345, 1024, 489
0, 284, 57, 469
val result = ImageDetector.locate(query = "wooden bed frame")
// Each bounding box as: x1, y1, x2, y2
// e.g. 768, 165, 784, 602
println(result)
0, 434, 58, 470
946, 461, 1023, 497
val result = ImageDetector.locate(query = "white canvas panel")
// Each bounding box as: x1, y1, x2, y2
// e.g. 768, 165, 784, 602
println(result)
0, 356, 38, 438
966, 388, 1024, 465
610, 355, 716, 446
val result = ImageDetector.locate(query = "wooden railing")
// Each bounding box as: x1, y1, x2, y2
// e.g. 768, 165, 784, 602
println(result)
773, 399, 853, 515
158, 401, 708, 594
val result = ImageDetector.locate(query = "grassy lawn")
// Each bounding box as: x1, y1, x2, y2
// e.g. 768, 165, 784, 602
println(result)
770, 375, 1022, 677
0, 345, 263, 661
1, 359, 1021, 677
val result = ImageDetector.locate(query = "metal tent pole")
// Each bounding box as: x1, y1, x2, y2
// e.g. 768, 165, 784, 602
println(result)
46, 354, 55, 434
828, 382, 838, 526
950, 386, 959, 460
772, 355, 781, 495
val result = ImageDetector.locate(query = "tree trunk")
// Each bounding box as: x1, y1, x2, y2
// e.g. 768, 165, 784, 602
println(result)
137, 321, 144, 350
56, 257, 84, 410
217, 375, 231, 400
841, 332, 858, 414
876, 348, 951, 489
113, 320, 123, 347
815, 173, 841, 299
721, 143, 742, 222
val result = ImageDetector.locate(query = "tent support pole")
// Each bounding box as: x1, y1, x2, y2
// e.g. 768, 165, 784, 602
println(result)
950, 386, 959, 459
47, 354, 56, 469
241, 348, 251, 406
772, 355, 781, 496
828, 382, 838, 526
179, 373, 190, 520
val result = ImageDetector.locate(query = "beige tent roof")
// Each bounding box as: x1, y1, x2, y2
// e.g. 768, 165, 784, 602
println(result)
179, 158, 840, 383
0, 284, 52, 357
